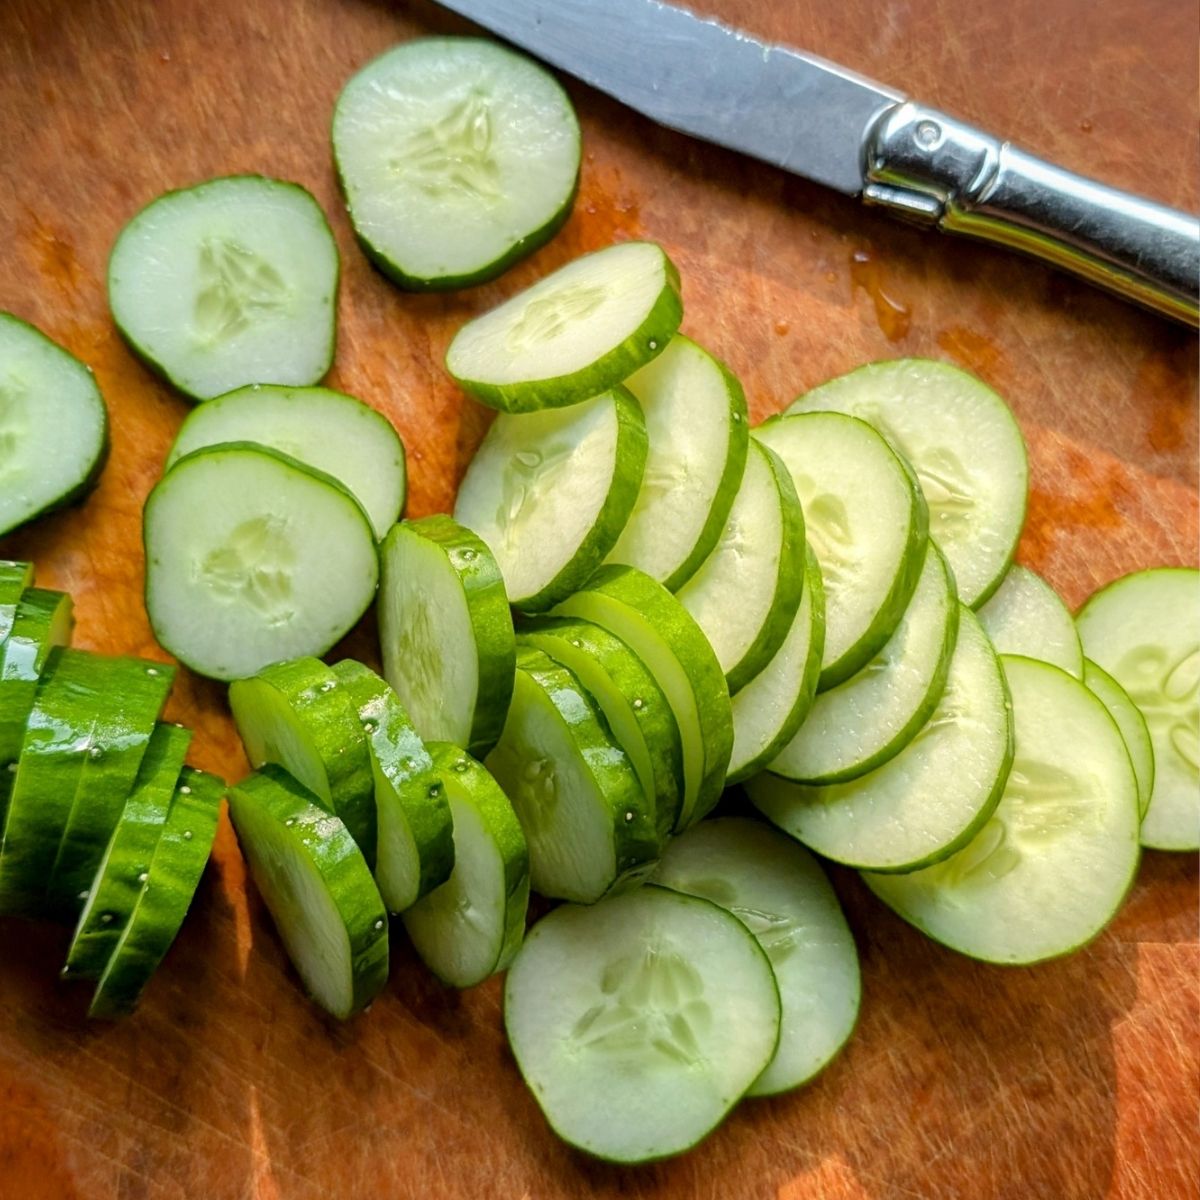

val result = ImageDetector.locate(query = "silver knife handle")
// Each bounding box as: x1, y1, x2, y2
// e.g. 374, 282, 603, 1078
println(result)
862, 101, 1200, 327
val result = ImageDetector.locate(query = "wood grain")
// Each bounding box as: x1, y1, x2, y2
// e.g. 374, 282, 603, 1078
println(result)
0, 1, 1196, 1197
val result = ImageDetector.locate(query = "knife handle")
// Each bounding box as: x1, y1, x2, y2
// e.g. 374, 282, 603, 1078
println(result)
862, 101, 1200, 327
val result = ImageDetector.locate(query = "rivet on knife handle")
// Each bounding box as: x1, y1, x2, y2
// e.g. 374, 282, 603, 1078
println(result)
863, 101, 1200, 328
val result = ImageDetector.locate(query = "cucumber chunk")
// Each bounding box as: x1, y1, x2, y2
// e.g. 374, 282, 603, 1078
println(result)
504, 884, 780, 1163
402, 743, 529, 988
445, 241, 682, 412
0, 561, 34, 642
788, 359, 1028, 607
1083, 658, 1154, 821
453, 388, 647, 611
0, 314, 108, 536
978, 564, 1083, 678
755, 411, 929, 690
379, 516, 515, 756
0, 587, 74, 766
228, 764, 388, 1019
653, 818, 859, 1097
108, 175, 338, 401
167, 385, 406, 539
606, 335, 749, 590
864, 655, 1139, 963
1076, 567, 1200, 851
333, 37, 580, 290
144, 442, 379, 681
486, 647, 658, 902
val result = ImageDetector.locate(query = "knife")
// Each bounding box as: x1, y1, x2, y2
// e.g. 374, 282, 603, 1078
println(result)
432, 0, 1199, 327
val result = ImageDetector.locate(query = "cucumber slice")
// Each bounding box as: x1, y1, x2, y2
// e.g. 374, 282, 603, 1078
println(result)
144, 442, 379, 681
333, 37, 580, 291
0, 561, 34, 642
787, 359, 1028, 607
485, 647, 658, 902
864, 656, 1140, 963
0, 587, 74, 766
755, 411, 929, 689
1076, 567, 1200, 852
0, 314, 108, 536
228, 764, 389, 1018
727, 544, 825, 785
108, 175, 338, 401
453, 388, 647, 611
769, 544, 958, 784
332, 660, 454, 912
978, 564, 1083, 679
605, 335, 749, 590
379, 516, 515, 756
749, 608, 1013, 873
652, 818, 859, 1097
229, 657, 376, 863
89, 766, 223, 1018
677, 440, 806, 693
166, 385, 406, 539
504, 884, 780, 1163
1083, 658, 1154, 821
554, 566, 733, 829
445, 241, 682, 412
402, 743, 529, 988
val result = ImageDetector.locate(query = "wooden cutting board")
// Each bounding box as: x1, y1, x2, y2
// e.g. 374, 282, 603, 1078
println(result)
0, 1, 1196, 1196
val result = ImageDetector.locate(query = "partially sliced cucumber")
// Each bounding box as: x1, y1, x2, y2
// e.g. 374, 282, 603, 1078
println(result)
0, 561, 34, 641
788, 358, 1028, 607
379, 515, 515, 756
0, 587, 74, 765
108, 175, 338, 401
652, 818, 859, 1097
445, 241, 682, 412
1083, 658, 1154, 821
605, 335, 749, 590
228, 764, 389, 1019
453, 388, 647, 611
333, 37, 580, 290
504, 884, 780, 1163
144, 442, 379, 681
978, 564, 1083, 678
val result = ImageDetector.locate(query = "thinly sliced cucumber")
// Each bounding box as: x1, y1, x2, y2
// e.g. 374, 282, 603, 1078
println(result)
554, 566, 733, 828
486, 647, 658, 902
229, 657, 376, 863
445, 241, 682, 412
379, 516, 515, 755
402, 743, 529, 988
0, 587, 74, 765
333, 37, 580, 290
788, 359, 1028, 607
0, 561, 34, 642
1076, 567, 1199, 852
453, 388, 647, 611
228, 764, 388, 1019
755, 411, 928, 689
108, 175, 338, 401
605, 335, 749, 590
504, 884, 780, 1163
144, 442, 378, 681
749, 608, 1012, 873
769, 544, 958, 784
677, 440, 806, 693
332, 660, 454, 912
978, 564, 1083, 678
167, 385, 406, 539
653, 818, 859, 1097
727, 544, 825, 785
89, 766, 223, 1018
1083, 658, 1154, 821
865, 655, 1139, 963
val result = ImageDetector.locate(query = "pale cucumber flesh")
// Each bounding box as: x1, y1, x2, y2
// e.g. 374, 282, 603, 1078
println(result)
978, 564, 1083, 678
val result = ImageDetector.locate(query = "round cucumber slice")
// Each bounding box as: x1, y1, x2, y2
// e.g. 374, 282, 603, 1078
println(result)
978, 564, 1083, 679
652, 818, 859, 1097
0, 561, 35, 642
787, 358, 1028, 607
504, 884, 780, 1164
0, 587, 73, 766
445, 241, 682, 412
1083, 658, 1154, 821
453, 388, 647, 611
379, 516, 515, 756
333, 37, 580, 290
1076, 567, 1199, 852
108, 175, 338, 401
144, 442, 379, 681
864, 655, 1140, 964
755, 411, 929, 690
